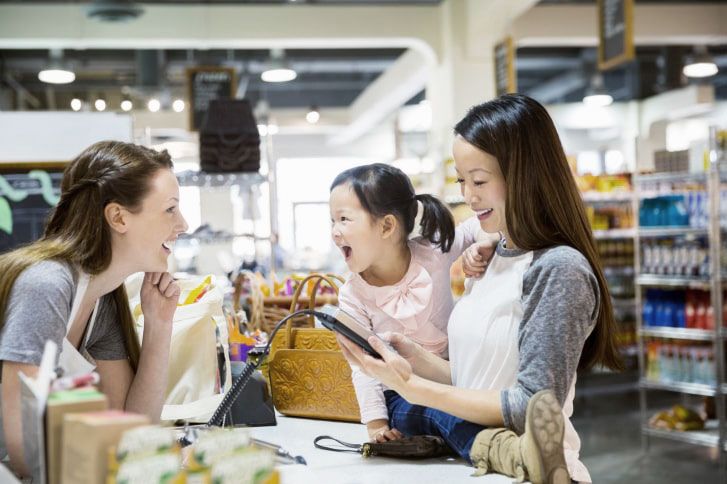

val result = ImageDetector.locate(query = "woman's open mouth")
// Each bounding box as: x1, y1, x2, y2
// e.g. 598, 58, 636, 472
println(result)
162, 240, 174, 254
475, 209, 493, 221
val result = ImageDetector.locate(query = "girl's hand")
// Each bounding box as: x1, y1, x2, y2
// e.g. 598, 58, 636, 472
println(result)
462, 235, 498, 278
140, 272, 180, 329
336, 334, 413, 395
367, 419, 404, 443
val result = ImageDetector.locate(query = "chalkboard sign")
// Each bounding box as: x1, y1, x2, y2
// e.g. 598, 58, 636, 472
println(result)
0, 163, 64, 254
598, 0, 634, 70
494, 37, 516, 97
187, 67, 236, 131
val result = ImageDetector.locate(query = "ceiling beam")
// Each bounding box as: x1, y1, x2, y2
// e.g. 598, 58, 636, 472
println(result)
512, 4, 727, 47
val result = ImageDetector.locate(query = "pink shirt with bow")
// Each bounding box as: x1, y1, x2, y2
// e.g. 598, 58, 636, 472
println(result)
338, 216, 482, 424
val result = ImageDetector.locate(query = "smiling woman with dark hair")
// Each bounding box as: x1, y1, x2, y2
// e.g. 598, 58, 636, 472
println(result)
337, 94, 621, 484
0, 141, 189, 477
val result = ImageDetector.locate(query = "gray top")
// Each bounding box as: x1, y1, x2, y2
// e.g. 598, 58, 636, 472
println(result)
0, 259, 128, 369
0, 259, 128, 462
498, 242, 600, 434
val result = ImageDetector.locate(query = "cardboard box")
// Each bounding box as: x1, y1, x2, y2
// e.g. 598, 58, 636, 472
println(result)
60, 410, 149, 484
45, 388, 108, 484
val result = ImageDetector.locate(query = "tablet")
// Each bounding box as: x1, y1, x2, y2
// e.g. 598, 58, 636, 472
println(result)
317, 305, 395, 359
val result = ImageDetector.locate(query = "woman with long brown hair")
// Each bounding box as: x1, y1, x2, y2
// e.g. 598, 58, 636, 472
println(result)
0, 141, 188, 476
338, 94, 621, 484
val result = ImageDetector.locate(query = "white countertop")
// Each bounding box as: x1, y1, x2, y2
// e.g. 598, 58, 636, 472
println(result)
249, 415, 513, 484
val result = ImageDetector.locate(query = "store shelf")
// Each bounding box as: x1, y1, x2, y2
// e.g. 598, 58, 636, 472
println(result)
638, 227, 708, 237
634, 172, 707, 184
604, 266, 635, 277
582, 191, 633, 202
176, 171, 265, 188
642, 426, 720, 449
636, 274, 712, 289
639, 378, 717, 396
640, 327, 724, 341
593, 228, 636, 240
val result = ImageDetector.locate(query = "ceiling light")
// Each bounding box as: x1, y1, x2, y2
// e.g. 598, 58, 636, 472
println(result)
583, 74, 613, 107
86, 0, 144, 22
683, 46, 718, 78
94, 99, 107, 111
261, 68, 297, 83
38, 48, 75, 84
306, 106, 320, 124
70, 98, 82, 111
583, 93, 613, 107
172, 99, 185, 113
120, 100, 133, 112
261, 48, 297, 83
148, 98, 161, 112
39, 69, 76, 85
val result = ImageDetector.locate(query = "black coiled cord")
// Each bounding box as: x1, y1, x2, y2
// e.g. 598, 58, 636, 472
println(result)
206, 309, 323, 427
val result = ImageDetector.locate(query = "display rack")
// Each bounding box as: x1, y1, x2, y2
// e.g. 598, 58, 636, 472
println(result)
635, 130, 726, 477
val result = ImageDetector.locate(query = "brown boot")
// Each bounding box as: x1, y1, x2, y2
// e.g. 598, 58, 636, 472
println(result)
469, 390, 570, 484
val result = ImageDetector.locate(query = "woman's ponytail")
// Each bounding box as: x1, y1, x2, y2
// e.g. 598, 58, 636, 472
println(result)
415, 194, 455, 253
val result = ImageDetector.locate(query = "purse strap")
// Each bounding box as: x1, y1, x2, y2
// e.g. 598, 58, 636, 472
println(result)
231, 270, 264, 330
284, 273, 342, 347
313, 435, 362, 454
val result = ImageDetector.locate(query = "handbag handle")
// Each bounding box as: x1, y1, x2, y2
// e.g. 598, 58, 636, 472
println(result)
232, 270, 264, 330
285, 273, 342, 347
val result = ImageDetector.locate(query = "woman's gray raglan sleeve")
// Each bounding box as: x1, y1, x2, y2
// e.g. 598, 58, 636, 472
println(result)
500, 248, 600, 434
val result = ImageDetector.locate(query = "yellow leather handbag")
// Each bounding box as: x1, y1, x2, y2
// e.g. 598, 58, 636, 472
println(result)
267, 273, 362, 423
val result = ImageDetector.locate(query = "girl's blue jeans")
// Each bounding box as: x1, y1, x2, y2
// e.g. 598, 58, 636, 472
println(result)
385, 390, 486, 463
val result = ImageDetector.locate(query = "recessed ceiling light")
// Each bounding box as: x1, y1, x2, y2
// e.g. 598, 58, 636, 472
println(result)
306, 107, 320, 124
148, 98, 161, 112
120, 100, 133, 111
70, 98, 82, 111
172, 99, 185, 113
94, 99, 106, 111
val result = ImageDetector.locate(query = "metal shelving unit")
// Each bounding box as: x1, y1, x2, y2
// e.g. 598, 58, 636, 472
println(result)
640, 327, 726, 341
635, 274, 713, 289
635, 129, 726, 477
639, 227, 709, 238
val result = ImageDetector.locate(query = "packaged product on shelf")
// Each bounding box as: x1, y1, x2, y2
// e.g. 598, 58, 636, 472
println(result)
46, 388, 109, 484
60, 410, 149, 484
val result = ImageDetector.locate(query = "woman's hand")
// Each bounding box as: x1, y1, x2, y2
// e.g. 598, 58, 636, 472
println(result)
367, 419, 403, 443
140, 272, 180, 329
336, 334, 413, 395
380, 332, 421, 364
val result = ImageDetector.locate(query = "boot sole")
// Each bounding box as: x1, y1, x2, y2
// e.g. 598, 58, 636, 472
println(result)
524, 391, 569, 484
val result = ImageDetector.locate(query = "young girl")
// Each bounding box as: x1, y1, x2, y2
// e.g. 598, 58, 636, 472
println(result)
329, 163, 497, 442
0, 141, 188, 476
337, 95, 622, 484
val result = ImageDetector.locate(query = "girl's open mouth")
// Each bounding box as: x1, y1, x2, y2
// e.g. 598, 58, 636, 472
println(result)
341, 246, 352, 260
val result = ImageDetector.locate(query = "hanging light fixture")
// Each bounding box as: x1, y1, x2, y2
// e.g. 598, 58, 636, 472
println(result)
38, 49, 75, 85
683, 45, 719, 78
261, 49, 297, 83
583, 73, 613, 107
70, 98, 82, 111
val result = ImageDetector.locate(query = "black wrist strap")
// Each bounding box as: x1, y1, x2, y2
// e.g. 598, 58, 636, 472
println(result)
313, 435, 363, 454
